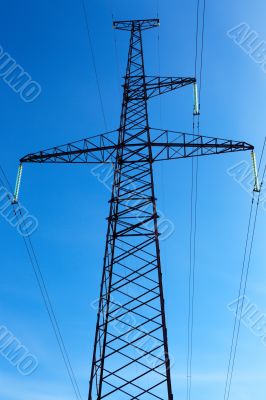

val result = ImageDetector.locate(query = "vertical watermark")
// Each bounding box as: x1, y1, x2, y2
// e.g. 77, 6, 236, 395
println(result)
0, 325, 38, 376
0, 45, 41, 102
227, 22, 266, 74
228, 296, 266, 347
227, 160, 266, 210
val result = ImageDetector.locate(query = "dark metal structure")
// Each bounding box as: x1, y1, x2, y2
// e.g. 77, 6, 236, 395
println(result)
20, 19, 253, 400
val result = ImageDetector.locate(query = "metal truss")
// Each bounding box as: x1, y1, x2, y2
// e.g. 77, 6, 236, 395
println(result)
20, 18, 253, 400
113, 19, 160, 31
20, 128, 253, 164
125, 76, 196, 99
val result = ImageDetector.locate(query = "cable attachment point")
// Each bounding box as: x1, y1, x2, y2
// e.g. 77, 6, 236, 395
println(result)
193, 82, 200, 116
12, 163, 23, 204
251, 150, 260, 193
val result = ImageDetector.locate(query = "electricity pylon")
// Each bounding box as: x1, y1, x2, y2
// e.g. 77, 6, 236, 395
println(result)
18, 19, 253, 400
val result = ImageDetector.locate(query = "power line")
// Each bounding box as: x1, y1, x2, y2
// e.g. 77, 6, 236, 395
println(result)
107, 0, 122, 91
186, 153, 198, 400
198, 0, 206, 109
80, 0, 108, 130
0, 164, 11, 188
258, 136, 266, 173
197, 0, 206, 135
223, 193, 255, 400
224, 146, 266, 400
156, 16, 163, 128
187, 2, 206, 399
194, 0, 200, 77
0, 167, 82, 400
156, 0, 160, 18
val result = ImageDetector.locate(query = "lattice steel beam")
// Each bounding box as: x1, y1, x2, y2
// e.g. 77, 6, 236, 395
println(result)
20, 129, 253, 164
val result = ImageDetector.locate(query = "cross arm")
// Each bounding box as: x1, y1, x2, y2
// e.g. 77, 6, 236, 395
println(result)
20, 128, 254, 166
113, 19, 160, 31
146, 76, 196, 99
125, 76, 196, 100
149, 128, 254, 162
20, 130, 119, 164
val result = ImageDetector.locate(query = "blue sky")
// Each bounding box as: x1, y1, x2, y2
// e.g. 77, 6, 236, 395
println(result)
0, 0, 266, 399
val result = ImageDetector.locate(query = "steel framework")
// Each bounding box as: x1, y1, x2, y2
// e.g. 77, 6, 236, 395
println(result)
20, 19, 253, 400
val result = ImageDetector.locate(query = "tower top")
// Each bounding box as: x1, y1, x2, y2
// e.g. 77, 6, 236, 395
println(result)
113, 18, 160, 31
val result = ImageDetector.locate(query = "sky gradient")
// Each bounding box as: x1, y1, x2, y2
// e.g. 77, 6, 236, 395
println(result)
0, 1, 266, 399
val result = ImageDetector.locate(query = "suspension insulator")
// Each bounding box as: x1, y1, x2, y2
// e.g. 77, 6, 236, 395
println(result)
193, 82, 200, 116
12, 164, 23, 204
251, 150, 260, 193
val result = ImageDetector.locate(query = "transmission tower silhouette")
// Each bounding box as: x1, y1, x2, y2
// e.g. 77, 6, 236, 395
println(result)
19, 19, 254, 400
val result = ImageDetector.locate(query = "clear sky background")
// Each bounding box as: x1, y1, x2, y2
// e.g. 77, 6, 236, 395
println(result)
0, 1, 266, 399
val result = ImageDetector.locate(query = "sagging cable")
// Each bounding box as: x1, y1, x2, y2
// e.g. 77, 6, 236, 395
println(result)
193, 82, 200, 116
12, 163, 23, 204
251, 150, 260, 193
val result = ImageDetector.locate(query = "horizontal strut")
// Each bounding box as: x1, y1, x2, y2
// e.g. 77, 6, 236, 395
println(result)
113, 19, 160, 31
20, 129, 254, 164
124, 76, 196, 99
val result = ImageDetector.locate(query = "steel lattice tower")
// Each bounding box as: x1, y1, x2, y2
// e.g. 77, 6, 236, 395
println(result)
19, 19, 254, 400
88, 19, 174, 400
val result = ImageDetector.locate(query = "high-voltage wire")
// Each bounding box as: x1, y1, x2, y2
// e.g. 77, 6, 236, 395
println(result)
156, 0, 160, 18
0, 166, 82, 400
224, 145, 266, 400
107, 0, 122, 90
186, 2, 206, 400
258, 137, 266, 172
156, 1, 163, 128
198, 0, 206, 116
80, 0, 108, 130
